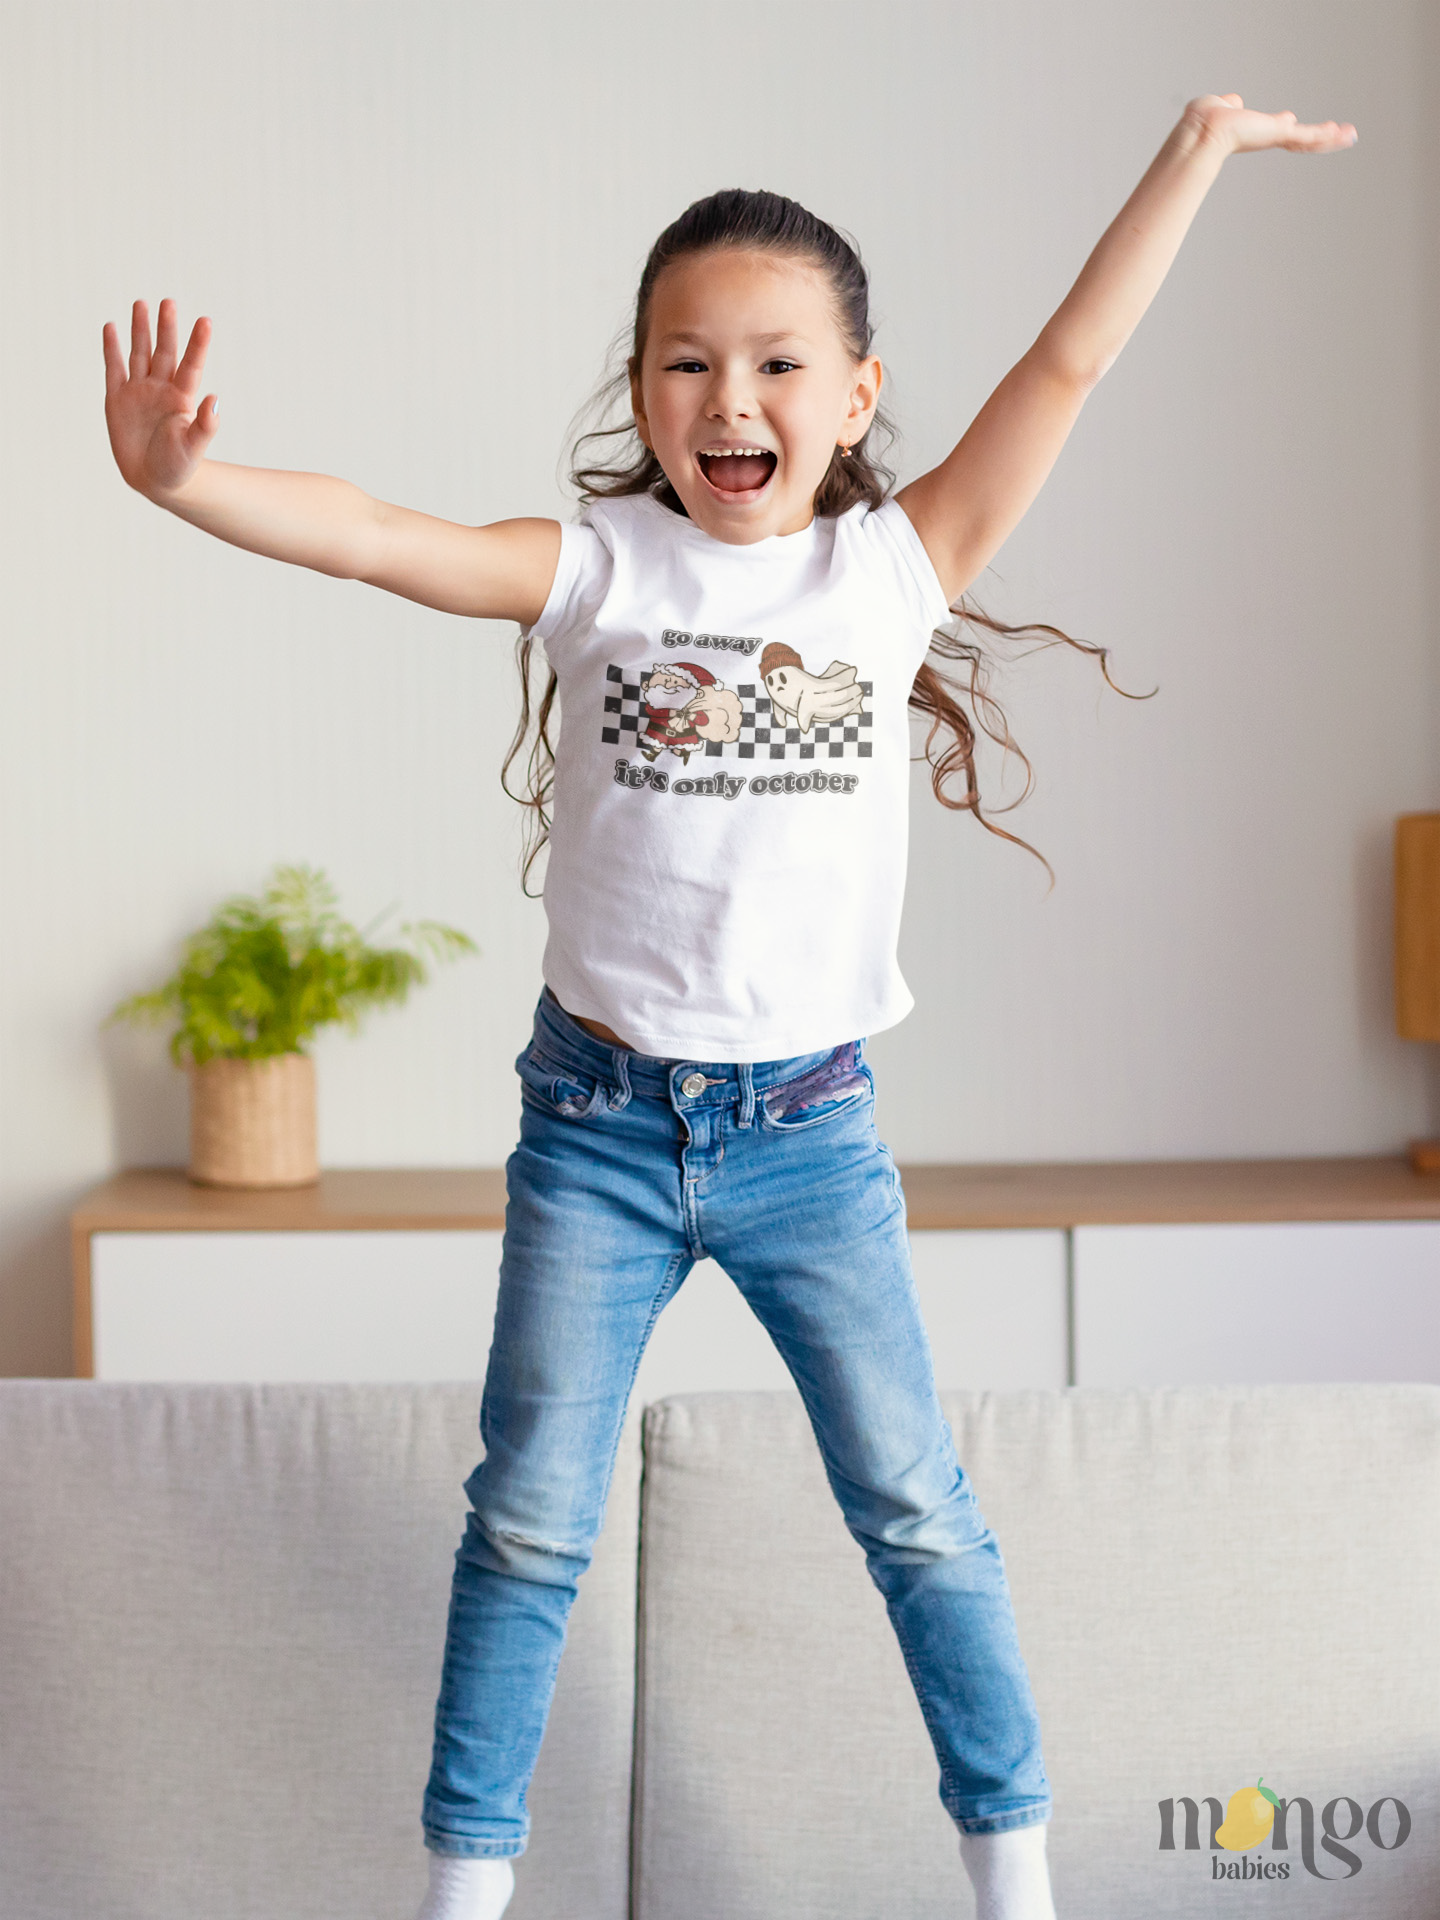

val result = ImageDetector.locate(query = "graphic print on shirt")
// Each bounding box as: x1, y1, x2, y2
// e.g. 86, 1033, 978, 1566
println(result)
758, 643, 866, 734
635, 661, 743, 765
603, 650, 872, 762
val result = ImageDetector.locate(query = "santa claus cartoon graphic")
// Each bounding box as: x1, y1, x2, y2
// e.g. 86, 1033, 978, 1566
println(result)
638, 661, 742, 763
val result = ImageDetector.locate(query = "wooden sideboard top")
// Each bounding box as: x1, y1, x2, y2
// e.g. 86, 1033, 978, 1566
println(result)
72, 1157, 1440, 1235
73, 1167, 512, 1233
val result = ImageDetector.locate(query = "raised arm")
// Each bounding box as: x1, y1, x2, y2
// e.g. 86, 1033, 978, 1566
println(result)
102, 299, 560, 626
895, 94, 1358, 604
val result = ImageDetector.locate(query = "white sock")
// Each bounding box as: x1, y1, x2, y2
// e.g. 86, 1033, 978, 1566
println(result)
414, 1852, 515, 1920
958, 1823, 1056, 1920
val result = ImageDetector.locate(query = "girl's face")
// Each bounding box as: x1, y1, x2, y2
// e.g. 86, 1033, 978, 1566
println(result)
630, 248, 882, 544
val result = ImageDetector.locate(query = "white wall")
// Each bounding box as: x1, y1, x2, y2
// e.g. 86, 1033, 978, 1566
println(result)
2, 0, 1436, 1374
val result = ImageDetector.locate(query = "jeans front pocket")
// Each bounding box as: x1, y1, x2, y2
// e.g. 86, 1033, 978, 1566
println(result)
758, 1041, 872, 1133
515, 1046, 606, 1120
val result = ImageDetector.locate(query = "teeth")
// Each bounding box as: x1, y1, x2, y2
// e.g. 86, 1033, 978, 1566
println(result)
701, 447, 768, 457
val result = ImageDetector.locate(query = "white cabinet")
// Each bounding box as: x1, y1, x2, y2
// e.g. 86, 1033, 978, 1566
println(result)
1074, 1220, 1440, 1385
636, 1231, 1068, 1398
89, 1228, 1069, 1392
81, 1165, 1440, 1392
908, 1231, 1067, 1388
91, 1230, 505, 1383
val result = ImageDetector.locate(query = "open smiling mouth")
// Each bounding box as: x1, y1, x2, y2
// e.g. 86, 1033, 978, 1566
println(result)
696, 447, 777, 499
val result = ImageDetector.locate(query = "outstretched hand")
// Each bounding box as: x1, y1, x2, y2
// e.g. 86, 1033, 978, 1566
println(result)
1186, 92, 1357, 157
102, 298, 218, 496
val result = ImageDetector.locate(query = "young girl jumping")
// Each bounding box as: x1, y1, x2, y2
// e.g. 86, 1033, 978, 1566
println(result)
103, 92, 1354, 1920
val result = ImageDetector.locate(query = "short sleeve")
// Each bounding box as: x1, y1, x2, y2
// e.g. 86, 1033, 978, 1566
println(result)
863, 499, 955, 635
525, 518, 612, 658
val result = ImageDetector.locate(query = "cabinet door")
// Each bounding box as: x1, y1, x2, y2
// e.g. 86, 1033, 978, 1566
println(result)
633, 1230, 1069, 1398
92, 1228, 1069, 1391
1074, 1220, 1440, 1386
909, 1230, 1068, 1388
91, 1231, 505, 1382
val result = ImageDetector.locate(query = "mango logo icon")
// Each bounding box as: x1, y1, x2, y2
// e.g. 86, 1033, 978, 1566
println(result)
1216, 1777, 1282, 1852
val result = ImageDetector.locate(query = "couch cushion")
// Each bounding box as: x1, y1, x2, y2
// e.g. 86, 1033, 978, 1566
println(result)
0, 1383, 639, 1920
634, 1386, 1440, 1919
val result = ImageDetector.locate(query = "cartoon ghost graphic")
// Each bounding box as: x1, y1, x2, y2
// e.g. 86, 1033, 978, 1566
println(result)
759, 643, 866, 733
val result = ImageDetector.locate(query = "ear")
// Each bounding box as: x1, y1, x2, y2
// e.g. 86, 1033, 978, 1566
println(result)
628, 355, 653, 452
841, 354, 883, 448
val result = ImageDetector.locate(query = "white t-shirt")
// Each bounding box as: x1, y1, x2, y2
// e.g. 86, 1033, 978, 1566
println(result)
527, 489, 953, 1061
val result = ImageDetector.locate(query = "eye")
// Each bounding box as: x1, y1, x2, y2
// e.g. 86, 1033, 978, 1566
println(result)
664, 359, 707, 373
761, 359, 800, 375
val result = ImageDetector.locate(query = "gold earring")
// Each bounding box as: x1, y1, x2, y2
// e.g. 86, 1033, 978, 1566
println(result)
839, 443, 851, 457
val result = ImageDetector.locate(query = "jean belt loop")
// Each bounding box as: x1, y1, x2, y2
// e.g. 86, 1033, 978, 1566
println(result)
608, 1047, 633, 1112
737, 1061, 756, 1130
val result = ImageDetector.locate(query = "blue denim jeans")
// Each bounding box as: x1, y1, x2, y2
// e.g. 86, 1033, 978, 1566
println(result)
422, 990, 1051, 1856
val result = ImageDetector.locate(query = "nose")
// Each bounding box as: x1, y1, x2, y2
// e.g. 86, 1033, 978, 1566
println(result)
704, 362, 756, 423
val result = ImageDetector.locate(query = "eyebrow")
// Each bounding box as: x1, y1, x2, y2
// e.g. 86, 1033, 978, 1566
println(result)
655, 330, 808, 350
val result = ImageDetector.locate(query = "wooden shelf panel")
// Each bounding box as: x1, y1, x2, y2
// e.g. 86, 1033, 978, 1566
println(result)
72, 1167, 511, 1232
899, 1156, 1440, 1228
72, 1157, 1440, 1236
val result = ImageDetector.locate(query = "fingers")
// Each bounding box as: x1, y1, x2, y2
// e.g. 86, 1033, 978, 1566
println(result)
102, 320, 127, 396
1283, 116, 1357, 151
1220, 104, 1358, 154
173, 312, 213, 398
111, 299, 213, 394
1202, 93, 1357, 153
151, 297, 179, 382
183, 393, 220, 455
128, 299, 151, 381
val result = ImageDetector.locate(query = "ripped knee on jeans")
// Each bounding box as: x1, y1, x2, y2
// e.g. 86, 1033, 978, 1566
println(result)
851, 1497, 997, 1565
461, 1510, 593, 1584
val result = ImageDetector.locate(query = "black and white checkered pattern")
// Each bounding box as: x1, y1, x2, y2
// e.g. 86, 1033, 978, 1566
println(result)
600, 664, 873, 760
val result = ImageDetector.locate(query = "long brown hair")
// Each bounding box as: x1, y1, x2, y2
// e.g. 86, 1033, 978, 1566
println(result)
504, 187, 1140, 891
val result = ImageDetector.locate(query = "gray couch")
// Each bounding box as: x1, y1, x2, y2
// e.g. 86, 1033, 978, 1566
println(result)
1, 1382, 1436, 1919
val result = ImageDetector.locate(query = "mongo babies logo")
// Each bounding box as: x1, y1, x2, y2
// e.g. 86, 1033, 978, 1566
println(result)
1158, 1775, 1412, 1881
1216, 1777, 1281, 1868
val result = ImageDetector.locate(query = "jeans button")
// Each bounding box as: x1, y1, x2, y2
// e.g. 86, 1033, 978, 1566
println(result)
680, 1072, 708, 1097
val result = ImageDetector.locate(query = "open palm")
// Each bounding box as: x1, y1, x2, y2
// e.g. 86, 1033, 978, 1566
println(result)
1189, 92, 1357, 156
102, 298, 218, 495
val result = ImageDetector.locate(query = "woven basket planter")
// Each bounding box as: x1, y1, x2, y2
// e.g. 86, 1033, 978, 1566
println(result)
186, 1052, 319, 1188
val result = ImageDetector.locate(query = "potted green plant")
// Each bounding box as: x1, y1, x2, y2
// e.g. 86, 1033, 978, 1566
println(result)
108, 864, 477, 1188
